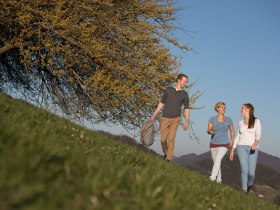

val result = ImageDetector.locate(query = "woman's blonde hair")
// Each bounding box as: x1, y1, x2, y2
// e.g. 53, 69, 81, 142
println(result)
214, 102, 226, 112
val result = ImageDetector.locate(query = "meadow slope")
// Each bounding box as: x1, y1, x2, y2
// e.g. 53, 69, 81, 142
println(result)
0, 92, 279, 210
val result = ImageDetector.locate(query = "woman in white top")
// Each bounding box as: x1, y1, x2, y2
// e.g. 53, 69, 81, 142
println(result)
230, 103, 261, 193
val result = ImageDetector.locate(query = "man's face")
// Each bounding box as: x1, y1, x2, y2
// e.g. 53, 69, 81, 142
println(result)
178, 77, 188, 89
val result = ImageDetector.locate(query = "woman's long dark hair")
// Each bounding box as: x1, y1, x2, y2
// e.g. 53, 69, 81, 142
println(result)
244, 103, 256, 128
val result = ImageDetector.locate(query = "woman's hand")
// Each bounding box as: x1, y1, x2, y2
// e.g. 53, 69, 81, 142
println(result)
230, 149, 235, 161
207, 122, 215, 134
251, 140, 259, 151
251, 143, 257, 151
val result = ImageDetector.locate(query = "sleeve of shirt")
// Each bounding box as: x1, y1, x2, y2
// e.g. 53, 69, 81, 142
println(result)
228, 117, 233, 125
208, 116, 215, 123
183, 92, 189, 109
160, 88, 168, 104
255, 118, 262, 141
233, 122, 241, 148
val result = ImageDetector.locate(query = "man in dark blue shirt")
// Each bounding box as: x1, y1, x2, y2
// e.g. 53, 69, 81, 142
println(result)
150, 74, 190, 161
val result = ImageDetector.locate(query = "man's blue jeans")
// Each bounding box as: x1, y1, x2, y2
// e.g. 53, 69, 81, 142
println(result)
236, 145, 258, 191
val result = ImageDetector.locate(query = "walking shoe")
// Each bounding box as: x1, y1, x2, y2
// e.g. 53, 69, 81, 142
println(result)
216, 180, 222, 184
247, 185, 252, 193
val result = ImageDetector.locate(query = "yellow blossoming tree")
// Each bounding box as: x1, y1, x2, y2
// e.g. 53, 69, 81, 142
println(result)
0, 0, 200, 129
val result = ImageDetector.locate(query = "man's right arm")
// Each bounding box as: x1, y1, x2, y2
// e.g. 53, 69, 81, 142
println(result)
150, 102, 165, 121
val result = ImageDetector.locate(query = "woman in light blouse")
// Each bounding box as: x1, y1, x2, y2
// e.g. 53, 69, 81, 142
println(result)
230, 103, 261, 193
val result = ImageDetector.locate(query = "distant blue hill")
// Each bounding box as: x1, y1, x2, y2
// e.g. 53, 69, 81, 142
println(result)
174, 150, 280, 173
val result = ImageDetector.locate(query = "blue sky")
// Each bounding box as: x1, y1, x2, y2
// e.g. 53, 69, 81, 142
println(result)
95, 0, 280, 158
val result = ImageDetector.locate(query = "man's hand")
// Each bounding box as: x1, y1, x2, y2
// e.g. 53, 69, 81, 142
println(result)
183, 122, 189, 131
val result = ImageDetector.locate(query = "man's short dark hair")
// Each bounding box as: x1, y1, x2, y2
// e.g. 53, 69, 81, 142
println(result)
177, 74, 188, 81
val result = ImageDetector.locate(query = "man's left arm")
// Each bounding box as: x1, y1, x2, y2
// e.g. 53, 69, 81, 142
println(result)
183, 108, 189, 131
183, 93, 190, 131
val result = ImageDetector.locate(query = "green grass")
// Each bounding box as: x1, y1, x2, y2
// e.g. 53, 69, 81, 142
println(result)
0, 92, 279, 210
255, 185, 280, 201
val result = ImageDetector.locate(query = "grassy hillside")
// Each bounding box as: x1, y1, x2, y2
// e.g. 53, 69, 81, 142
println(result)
0, 92, 279, 210
187, 157, 280, 204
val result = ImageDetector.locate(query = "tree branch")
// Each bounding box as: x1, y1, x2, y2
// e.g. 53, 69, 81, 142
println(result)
0, 44, 15, 56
